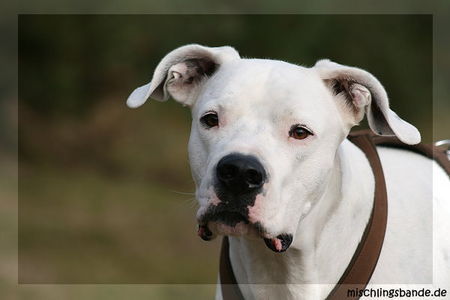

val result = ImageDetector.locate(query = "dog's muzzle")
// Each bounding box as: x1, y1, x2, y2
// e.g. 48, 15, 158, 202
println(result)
200, 154, 266, 230
197, 154, 293, 253
208, 153, 265, 230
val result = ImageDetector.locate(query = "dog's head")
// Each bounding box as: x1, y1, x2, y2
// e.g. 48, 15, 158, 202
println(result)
127, 44, 420, 252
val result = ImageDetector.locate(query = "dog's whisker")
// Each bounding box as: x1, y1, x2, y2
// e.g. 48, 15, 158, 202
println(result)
168, 189, 196, 196
179, 197, 198, 208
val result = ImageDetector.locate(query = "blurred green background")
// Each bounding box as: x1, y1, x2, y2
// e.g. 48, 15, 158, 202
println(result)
11, 14, 437, 298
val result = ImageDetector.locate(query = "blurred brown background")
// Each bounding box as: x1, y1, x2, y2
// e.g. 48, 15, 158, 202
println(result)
4, 13, 442, 299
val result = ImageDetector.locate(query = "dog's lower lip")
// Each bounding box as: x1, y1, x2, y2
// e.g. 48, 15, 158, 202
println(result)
263, 234, 293, 253
198, 224, 213, 241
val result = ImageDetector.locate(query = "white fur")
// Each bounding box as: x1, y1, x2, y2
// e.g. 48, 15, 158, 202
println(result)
127, 44, 450, 299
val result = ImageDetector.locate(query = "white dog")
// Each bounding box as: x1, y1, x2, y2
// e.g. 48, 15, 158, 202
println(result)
127, 44, 450, 299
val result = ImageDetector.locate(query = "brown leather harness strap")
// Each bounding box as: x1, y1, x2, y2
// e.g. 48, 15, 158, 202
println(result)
220, 236, 245, 300
370, 135, 450, 176
219, 130, 450, 300
326, 131, 388, 299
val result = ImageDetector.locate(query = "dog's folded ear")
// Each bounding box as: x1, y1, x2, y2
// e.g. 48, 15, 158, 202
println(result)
314, 59, 421, 145
126, 44, 240, 108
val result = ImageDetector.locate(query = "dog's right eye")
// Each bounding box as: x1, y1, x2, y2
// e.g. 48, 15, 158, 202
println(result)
200, 112, 219, 128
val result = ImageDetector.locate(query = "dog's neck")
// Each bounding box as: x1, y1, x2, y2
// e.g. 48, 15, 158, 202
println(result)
228, 139, 375, 300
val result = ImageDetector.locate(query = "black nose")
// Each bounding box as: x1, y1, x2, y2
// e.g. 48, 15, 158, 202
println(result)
216, 154, 266, 194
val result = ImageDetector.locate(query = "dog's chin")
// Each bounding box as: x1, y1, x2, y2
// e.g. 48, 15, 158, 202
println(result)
211, 221, 253, 236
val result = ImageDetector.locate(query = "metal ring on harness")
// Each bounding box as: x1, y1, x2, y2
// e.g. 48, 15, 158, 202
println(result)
434, 139, 450, 160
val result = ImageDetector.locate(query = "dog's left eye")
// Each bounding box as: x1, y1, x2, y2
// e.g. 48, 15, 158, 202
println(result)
200, 112, 219, 128
289, 125, 313, 140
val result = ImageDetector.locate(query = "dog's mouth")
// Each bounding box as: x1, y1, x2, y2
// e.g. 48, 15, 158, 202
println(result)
197, 210, 293, 253
204, 211, 249, 227
197, 210, 249, 241
198, 204, 250, 227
